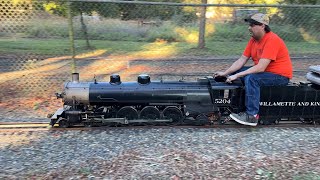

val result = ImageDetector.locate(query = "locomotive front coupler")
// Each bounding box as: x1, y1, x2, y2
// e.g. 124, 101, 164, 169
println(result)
55, 92, 63, 99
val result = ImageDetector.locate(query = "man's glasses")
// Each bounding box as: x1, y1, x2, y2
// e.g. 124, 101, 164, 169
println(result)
249, 22, 263, 27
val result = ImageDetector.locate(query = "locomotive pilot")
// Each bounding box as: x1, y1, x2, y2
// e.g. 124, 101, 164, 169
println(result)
214, 13, 293, 126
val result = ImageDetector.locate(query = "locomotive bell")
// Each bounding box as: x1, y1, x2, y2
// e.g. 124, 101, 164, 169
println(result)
110, 74, 121, 85
138, 74, 150, 85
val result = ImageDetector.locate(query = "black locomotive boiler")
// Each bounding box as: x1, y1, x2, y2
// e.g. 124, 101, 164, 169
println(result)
49, 66, 320, 127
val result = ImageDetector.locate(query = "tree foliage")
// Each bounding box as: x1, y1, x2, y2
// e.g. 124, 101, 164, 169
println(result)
40, 0, 197, 22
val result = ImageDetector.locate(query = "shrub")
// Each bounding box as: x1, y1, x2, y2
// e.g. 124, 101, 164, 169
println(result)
26, 18, 69, 38
272, 24, 304, 42
208, 22, 313, 42
24, 17, 318, 43
208, 23, 249, 42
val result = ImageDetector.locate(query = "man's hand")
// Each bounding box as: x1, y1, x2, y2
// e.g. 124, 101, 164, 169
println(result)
226, 74, 238, 83
213, 71, 227, 78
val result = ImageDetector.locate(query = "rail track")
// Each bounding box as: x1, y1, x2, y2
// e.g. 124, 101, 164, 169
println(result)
0, 121, 318, 132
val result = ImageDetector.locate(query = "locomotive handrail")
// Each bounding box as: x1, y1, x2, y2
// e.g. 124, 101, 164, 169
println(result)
96, 96, 118, 101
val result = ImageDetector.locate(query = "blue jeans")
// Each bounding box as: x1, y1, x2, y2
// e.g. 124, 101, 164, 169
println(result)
234, 66, 289, 115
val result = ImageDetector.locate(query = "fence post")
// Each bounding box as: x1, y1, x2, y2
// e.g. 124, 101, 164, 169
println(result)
67, 0, 76, 73
198, 0, 207, 49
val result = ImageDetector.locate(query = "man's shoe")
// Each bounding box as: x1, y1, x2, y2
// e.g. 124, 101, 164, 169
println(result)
229, 112, 259, 126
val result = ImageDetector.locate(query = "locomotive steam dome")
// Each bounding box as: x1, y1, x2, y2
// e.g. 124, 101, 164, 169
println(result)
110, 74, 121, 85
138, 74, 150, 84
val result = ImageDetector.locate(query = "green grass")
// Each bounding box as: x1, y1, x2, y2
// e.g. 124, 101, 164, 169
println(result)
0, 38, 247, 57
0, 38, 70, 55
0, 38, 147, 56
0, 38, 319, 57
287, 42, 320, 55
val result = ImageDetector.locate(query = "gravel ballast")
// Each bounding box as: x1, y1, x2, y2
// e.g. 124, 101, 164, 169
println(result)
0, 127, 319, 179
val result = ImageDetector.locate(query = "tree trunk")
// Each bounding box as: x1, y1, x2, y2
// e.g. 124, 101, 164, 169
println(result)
67, 1, 76, 73
198, 0, 207, 49
80, 11, 91, 49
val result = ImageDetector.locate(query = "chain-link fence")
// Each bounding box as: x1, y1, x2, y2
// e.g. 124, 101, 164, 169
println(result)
0, 0, 320, 121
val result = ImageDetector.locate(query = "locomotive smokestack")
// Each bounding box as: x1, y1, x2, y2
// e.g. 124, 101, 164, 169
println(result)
72, 73, 79, 83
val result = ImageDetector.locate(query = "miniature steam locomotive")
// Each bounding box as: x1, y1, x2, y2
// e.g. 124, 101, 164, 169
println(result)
49, 66, 320, 127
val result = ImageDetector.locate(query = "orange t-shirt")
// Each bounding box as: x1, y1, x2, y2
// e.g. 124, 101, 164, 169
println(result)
243, 32, 293, 79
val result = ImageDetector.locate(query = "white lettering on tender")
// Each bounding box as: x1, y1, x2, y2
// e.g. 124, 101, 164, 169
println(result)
259, 102, 320, 106
311, 102, 320, 106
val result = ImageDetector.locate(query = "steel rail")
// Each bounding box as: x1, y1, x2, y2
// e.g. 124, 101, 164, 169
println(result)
0, 122, 318, 131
